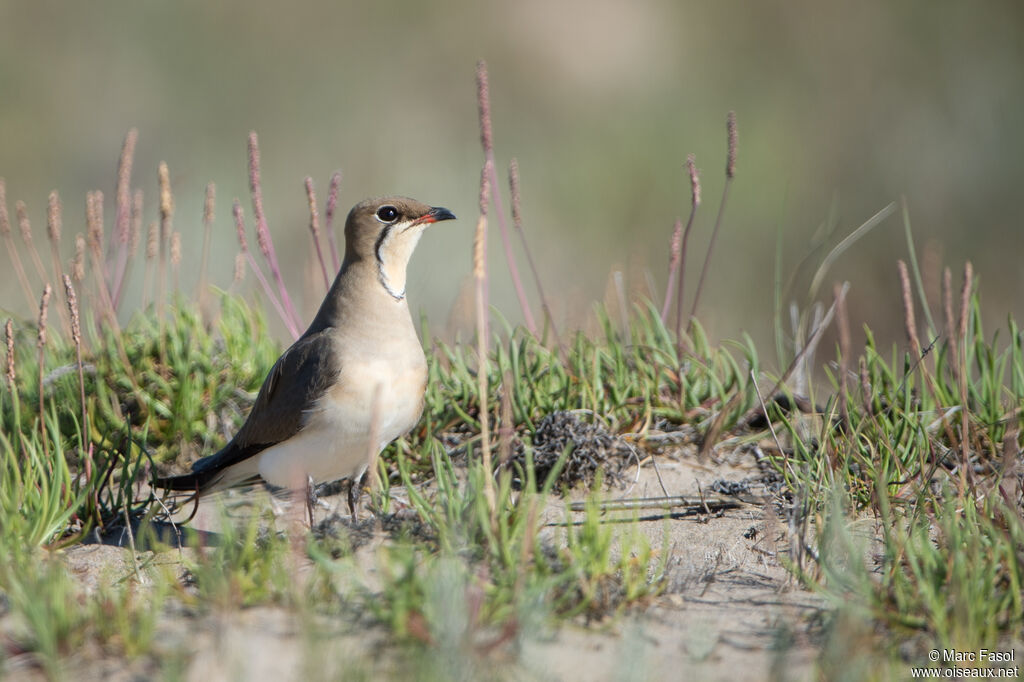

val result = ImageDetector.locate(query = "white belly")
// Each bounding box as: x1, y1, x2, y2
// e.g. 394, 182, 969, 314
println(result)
255, 358, 425, 488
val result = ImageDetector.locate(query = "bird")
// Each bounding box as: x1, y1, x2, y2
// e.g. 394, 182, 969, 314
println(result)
154, 196, 455, 509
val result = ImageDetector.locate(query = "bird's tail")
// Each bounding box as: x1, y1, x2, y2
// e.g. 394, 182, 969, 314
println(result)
149, 466, 217, 489
152, 454, 262, 495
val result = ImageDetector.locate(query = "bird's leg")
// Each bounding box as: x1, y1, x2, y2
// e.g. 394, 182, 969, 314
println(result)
306, 474, 318, 529
347, 471, 370, 520
347, 477, 359, 520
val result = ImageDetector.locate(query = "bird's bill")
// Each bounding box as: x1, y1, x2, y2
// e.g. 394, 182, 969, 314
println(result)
412, 206, 456, 225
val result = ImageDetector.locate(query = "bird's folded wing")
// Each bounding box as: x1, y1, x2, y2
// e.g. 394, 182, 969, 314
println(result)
194, 327, 341, 472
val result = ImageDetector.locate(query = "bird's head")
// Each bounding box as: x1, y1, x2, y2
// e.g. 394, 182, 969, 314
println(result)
343, 196, 456, 300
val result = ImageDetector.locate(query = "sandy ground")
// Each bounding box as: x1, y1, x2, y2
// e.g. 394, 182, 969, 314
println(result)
518, 448, 820, 682
7, 438, 824, 681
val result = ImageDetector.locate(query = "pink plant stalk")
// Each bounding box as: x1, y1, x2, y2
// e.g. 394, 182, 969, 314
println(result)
247, 132, 303, 332
157, 164, 172, 313
233, 199, 299, 340
304, 177, 331, 291
46, 191, 65, 294
508, 159, 563, 352
85, 191, 120, 325
197, 182, 215, 303
660, 217, 684, 322
476, 61, 537, 335
62, 274, 94, 505
672, 155, 701, 349
4, 318, 14, 388
44, 192, 71, 338
473, 159, 497, 515
0, 178, 36, 309
36, 283, 52, 458
323, 171, 342, 274
16, 201, 49, 289
129, 189, 143, 257
111, 129, 138, 308
689, 112, 736, 321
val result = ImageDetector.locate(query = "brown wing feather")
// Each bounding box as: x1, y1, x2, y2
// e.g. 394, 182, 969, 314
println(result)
230, 328, 339, 449
157, 328, 340, 489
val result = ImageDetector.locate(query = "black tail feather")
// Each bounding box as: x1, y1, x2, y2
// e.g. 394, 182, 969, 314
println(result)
152, 469, 216, 493
152, 466, 262, 495
151, 443, 262, 494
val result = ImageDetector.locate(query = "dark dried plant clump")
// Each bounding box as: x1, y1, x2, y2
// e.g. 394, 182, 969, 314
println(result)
509, 411, 632, 490
313, 513, 433, 554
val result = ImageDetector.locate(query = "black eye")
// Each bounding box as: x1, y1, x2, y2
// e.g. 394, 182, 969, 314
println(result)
376, 205, 399, 223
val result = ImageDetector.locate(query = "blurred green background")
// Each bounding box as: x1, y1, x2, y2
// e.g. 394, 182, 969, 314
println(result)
2, 0, 1022, 358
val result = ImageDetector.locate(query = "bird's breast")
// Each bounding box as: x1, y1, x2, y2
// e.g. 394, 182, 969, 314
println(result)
318, 346, 428, 444
259, 351, 425, 486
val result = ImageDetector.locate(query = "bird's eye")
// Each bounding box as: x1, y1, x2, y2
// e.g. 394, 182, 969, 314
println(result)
376, 205, 399, 223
